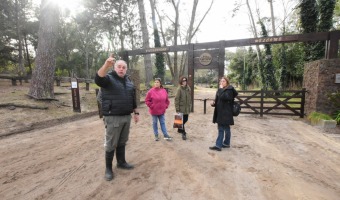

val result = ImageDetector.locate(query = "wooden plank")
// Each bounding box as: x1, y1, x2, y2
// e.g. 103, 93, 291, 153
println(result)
193, 49, 219, 57
218, 41, 225, 77
188, 44, 195, 112
194, 65, 219, 69
327, 30, 340, 59
194, 41, 221, 49
121, 31, 339, 60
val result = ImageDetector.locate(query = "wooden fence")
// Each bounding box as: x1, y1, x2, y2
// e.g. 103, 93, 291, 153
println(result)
196, 89, 307, 118
236, 89, 306, 118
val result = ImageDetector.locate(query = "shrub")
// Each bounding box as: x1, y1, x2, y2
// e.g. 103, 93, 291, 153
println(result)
326, 91, 340, 125
307, 111, 333, 124
333, 111, 340, 125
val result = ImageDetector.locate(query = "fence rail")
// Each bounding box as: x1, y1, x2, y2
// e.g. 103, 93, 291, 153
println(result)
236, 89, 306, 118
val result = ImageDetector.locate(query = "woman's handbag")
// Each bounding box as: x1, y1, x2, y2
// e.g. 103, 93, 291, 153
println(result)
173, 113, 183, 128
233, 102, 241, 116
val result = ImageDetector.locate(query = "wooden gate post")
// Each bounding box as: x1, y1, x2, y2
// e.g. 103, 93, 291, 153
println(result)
71, 78, 81, 113
260, 89, 264, 117
188, 44, 195, 112
300, 88, 306, 118
218, 41, 225, 77
327, 30, 340, 59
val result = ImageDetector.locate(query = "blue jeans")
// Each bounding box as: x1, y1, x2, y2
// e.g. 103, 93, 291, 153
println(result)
215, 124, 231, 148
152, 114, 169, 136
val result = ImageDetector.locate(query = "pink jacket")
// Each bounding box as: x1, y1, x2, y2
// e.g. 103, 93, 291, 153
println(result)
145, 87, 170, 115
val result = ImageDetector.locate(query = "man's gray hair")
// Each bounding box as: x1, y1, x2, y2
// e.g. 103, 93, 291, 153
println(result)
114, 60, 127, 68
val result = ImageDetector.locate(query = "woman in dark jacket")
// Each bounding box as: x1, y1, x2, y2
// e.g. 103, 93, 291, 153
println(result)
174, 76, 192, 140
209, 76, 238, 151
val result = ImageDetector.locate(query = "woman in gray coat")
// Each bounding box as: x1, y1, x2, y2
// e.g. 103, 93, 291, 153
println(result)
210, 76, 238, 151
175, 76, 192, 140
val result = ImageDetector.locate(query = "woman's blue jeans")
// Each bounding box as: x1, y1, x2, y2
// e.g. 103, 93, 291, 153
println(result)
152, 114, 168, 136
215, 124, 231, 148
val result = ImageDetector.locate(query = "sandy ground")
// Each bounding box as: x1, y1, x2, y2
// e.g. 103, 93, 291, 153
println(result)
0, 82, 340, 200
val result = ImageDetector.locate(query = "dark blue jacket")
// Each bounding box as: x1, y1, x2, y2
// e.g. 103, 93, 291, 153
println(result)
95, 71, 136, 116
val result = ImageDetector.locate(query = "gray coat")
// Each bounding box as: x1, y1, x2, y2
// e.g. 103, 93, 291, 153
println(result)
174, 85, 192, 114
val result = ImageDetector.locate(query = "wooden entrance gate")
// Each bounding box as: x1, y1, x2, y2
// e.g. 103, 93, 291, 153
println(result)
119, 30, 340, 113
236, 89, 307, 118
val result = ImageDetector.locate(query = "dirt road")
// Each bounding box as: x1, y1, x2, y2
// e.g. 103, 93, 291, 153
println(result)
0, 89, 339, 200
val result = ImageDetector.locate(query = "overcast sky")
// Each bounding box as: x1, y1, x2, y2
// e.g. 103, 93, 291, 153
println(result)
32, 0, 298, 44
195, 0, 298, 43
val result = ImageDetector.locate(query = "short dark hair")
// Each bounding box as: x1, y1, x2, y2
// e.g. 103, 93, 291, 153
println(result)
154, 78, 163, 88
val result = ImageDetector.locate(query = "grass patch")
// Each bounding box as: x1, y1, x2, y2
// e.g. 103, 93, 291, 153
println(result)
307, 111, 333, 124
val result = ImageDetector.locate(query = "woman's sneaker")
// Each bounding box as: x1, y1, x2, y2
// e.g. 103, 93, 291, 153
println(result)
163, 135, 172, 141
222, 143, 230, 148
209, 146, 222, 151
154, 135, 159, 141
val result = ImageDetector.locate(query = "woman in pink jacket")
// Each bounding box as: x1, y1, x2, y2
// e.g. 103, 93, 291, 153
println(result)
145, 78, 172, 141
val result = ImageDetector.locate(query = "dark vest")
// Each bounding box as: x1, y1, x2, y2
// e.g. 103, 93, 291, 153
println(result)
101, 72, 135, 116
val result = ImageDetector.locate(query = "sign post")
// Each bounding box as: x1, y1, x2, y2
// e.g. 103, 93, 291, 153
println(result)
71, 78, 81, 113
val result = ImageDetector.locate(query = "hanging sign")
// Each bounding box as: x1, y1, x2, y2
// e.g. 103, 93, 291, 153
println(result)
199, 52, 212, 66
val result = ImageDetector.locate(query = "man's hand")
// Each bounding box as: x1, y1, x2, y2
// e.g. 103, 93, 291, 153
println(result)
105, 54, 116, 68
98, 54, 116, 77
133, 114, 139, 123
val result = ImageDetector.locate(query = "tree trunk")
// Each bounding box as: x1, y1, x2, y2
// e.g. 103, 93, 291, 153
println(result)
15, 0, 25, 82
268, 0, 276, 36
155, 7, 174, 83
149, 0, 165, 81
28, 0, 59, 99
180, 0, 214, 76
137, 0, 153, 88
245, 0, 265, 88
172, 0, 180, 84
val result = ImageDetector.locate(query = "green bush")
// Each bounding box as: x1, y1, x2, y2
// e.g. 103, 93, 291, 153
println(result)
55, 68, 68, 77
307, 111, 333, 124
333, 111, 340, 125
325, 91, 340, 125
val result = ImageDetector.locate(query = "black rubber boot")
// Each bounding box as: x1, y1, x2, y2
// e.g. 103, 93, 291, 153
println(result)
182, 131, 187, 140
105, 150, 114, 181
116, 145, 134, 170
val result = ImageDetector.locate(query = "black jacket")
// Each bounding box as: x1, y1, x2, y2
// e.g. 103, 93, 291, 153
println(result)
212, 85, 238, 125
95, 71, 136, 116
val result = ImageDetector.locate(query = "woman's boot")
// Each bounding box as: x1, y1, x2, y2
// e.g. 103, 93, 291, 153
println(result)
182, 131, 187, 140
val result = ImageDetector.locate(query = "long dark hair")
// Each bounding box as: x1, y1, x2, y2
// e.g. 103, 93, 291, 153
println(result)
220, 76, 230, 87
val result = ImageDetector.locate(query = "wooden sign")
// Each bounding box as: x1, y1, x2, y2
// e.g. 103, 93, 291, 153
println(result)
145, 47, 169, 53
199, 52, 212, 66
335, 73, 340, 83
71, 78, 81, 112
